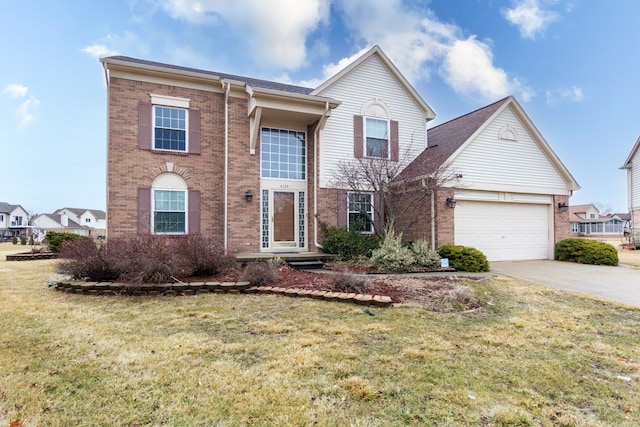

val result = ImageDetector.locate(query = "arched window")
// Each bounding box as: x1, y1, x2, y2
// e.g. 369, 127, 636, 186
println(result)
151, 173, 188, 234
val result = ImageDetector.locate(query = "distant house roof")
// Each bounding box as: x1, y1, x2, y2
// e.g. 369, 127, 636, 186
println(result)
397, 97, 510, 180
55, 208, 106, 220
102, 56, 315, 96
35, 214, 84, 229
0, 202, 25, 214
568, 204, 595, 215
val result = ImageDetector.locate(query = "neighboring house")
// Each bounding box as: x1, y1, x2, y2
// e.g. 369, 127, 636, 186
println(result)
397, 96, 580, 261
0, 202, 30, 239
568, 204, 626, 238
621, 137, 640, 235
31, 214, 88, 236
32, 208, 107, 238
53, 208, 106, 238
100, 46, 578, 261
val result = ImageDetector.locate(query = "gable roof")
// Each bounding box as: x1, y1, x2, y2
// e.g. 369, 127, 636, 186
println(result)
34, 214, 84, 228
311, 45, 436, 121
0, 202, 25, 215
398, 96, 580, 192
101, 56, 314, 96
621, 135, 640, 169
398, 97, 510, 180
55, 207, 106, 219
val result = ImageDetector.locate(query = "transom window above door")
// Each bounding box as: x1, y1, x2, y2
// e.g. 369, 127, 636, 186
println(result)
365, 117, 389, 158
261, 128, 306, 180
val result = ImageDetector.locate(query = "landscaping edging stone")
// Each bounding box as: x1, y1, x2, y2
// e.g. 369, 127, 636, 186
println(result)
52, 280, 393, 307
7, 252, 58, 261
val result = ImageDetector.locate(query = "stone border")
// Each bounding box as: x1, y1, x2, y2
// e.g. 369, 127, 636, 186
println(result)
52, 281, 393, 307
7, 252, 57, 261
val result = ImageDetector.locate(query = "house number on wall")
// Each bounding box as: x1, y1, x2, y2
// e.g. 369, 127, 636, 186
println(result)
280, 184, 289, 188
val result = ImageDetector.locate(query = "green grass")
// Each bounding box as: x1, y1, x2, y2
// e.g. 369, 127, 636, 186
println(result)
1, 242, 640, 426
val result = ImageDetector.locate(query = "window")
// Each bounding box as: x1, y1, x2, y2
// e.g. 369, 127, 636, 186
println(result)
365, 118, 389, 158
153, 190, 186, 234
260, 128, 306, 180
571, 223, 579, 233
13, 216, 23, 226
348, 193, 374, 233
85, 218, 91, 223
154, 106, 187, 152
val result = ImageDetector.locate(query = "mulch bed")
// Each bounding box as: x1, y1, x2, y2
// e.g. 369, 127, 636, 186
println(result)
189, 266, 484, 311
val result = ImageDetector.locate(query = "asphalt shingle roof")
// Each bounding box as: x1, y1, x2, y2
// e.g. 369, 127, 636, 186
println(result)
105, 56, 315, 96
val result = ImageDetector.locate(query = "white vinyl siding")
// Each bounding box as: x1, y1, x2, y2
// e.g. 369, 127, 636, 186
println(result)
455, 200, 550, 261
630, 153, 640, 211
450, 107, 568, 195
317, 55, 427, 187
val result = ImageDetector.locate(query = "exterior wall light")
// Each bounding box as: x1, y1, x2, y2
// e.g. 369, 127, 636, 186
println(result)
446, 197, 457, 209
558, 202, 569, 212
245, 190, 253, 202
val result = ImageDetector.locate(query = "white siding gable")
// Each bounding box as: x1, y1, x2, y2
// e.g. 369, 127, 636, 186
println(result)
317, 55, 428, 188
629, 151, 640, 211
450, 106, 570, 195
33, 216, 63, 229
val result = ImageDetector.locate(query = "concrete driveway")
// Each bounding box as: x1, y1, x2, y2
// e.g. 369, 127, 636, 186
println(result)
490, 260, 640, 308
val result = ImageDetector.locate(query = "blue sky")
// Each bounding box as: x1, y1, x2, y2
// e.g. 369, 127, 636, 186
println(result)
2, 0, 639, 215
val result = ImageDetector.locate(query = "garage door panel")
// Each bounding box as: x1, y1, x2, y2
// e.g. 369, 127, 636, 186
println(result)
454, 201, 549, 261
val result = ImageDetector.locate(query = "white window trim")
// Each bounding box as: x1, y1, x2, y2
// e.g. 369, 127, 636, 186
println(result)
151, 94, 190, 109
151, 188, 188, 235
363, 117, 390, 160
260, 127, 307, 181
347, 192, 375, 234
152, 105, 189, 153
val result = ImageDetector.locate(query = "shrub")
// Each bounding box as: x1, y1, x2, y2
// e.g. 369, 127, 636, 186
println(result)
555, 238, 618, 266
176, 235, 237, 277
20, 236, 27, 245
105, 236, 193, 284
411, 239, 442, 269
329, 271, 370, 294
438, 244, 490, 272
241, 259, 282, 286
370, 225, 415, 272
58, 238, 115, 282
320, 223, 379, 260
12, 236, 17, 245
46, 231, 84, 253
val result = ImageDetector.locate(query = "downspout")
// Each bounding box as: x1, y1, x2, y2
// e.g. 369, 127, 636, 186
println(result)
422, 178, 436, 252
102, 62, 110, 239
223, 81, 231, 253
314, 101, 330, 250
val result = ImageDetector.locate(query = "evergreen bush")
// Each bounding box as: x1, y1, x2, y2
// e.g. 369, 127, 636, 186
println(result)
411, 239, 442, 269
555, 238, 618, 266
45, 231, 83, 253
438, 244, 490, 272
320, 222, 379, 260
370, 225, 415, 272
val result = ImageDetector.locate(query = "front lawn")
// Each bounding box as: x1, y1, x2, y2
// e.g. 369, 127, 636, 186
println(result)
1, 242, 639, 426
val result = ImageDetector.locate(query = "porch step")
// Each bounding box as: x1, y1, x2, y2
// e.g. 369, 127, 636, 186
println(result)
286, 260, 325, 270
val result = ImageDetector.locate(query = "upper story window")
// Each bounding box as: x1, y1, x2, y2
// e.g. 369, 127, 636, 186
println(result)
365, 117, 389, 158
85, 218, 91, 223
348, 192, 374, 234
12, 216, 23, 226
260, 128, 306, 180
154, 106, 187, 152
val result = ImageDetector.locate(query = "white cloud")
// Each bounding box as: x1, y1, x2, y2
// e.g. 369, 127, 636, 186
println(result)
158, 0, 330, 70
545, 86, 585, 105
82, 44, 119, 58
502, 0, 559, 39
331, 0, 533, 103
16, 97, 40, 128
4, 84, 28, 98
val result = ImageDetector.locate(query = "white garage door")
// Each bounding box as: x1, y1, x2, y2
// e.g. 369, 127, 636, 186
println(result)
454, 201, 550, 261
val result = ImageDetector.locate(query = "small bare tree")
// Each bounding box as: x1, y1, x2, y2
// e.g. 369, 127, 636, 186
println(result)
332, 140, 459, 237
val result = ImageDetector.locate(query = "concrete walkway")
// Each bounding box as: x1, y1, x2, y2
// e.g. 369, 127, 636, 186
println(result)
491, 260, 640, 308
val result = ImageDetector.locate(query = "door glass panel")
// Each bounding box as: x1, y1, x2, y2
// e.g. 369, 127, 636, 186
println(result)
274, 191, 295, 246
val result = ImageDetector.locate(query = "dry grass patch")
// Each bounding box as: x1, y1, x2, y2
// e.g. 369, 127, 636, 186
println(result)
1, 242, 640, 426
